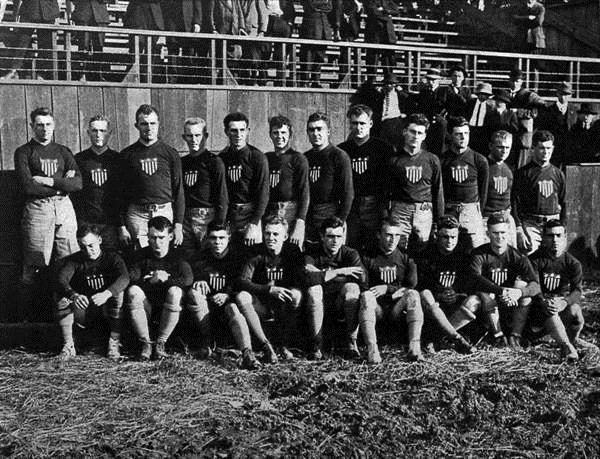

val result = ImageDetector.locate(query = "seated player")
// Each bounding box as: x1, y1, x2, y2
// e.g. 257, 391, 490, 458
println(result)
55, 224, 129, 360
236, 215, 303, 362
190, 222, 260, 370
469, 215, 541, 348
529, 220, 592, 361
360, 218, 424, 364
304, 217, 367, 360
126, 217, 193, 360
417, 215, 480, 354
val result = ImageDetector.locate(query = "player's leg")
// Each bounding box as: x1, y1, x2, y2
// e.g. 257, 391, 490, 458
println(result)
411, 205, 433, 256
55, 296, 77, 359
508, 280, 532, 349
359, 290, 384, 363
102, 292, 124, 360
390, 289, 424, 361
388, 202, 413, 251
222, 301, 259, 370
279, 288, 302, 359
533, 297, 578, 360
126, 285, 153, 360
53, 197, 80, 261
187, 288, 213, 358
478, 292, 506, 346
235, 291, 277, 363
305, 285, 324, 359
338, 282, 361, 358
155, 286, 184, 359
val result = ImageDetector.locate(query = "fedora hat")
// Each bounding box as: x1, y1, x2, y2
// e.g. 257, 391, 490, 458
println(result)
577, 103, 597, 115
509, 68, 525, 81
475, 82, 493, 95
494, 89, 511, 104
557, 81, 573, 95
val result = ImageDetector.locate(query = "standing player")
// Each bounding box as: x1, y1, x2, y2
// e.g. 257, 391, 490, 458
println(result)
236, 216, 304, 362
219, 112, 269, 247
338, 104, 394, 251
513, 130, 566, 254
265, 115, 309, 248
126, 217, 193, 360
119, 104, 184, 249
359, 218, 424, 364
180, 117, 228, 257
442, 116, 489, 251
72, 115, 121, 251
304, 217, 367, 359
55, 225, 129, 360
387, 113, 444, 255
468, 215, 541, 348
304, 112, 354, 243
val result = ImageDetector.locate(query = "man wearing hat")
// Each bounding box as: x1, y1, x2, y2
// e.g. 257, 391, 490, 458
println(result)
466, 82, 496, 155
412, 67, 447, 156
378, 73, 411, 149
437, 65, 472, 118
536, 82, 575, 166
566, 103, 600, 164
488, 90, 519, 142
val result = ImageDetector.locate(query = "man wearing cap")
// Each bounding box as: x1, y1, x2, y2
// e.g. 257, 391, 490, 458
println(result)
466, 82, 495, 155
536, 82, 575, 166
436, 65, 472, 118
378, 73, 411, 148
566, 103, 600, 164
364, 0, 400, 83
412, 67, 447, 156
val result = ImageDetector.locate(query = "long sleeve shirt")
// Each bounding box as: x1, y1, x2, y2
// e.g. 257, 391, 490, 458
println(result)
416, 243, 470, 297
14, 140, 82, 199
266, 148, 310, 221
303, 244, 368, 292
484, 160, 513, 214
441, 148, 489, 207
128, 247, 193, 290
362, 247, 417, 295
191, 248, 242, 296
530, 248, 582, 306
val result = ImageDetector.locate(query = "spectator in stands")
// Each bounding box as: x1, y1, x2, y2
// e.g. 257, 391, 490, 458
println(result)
1, 0, 61, 80
262, 0, 296, 86
565, 103, 600, 164
70, 0, 110, 81
412, 67, 447, 156
124, 0, 164, 81
378, 73, 411, 149
436, 65, 472, 118
208, 0, 245, 83
514, 0, 545, 54
487, 89, 520, 165
364, 0, 399, 84
331, 0, 362, 88
466, 82, 495, 155
239, 0, 268, 85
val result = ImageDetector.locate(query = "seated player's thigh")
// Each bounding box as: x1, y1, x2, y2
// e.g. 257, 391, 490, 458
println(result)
250, 293, 276, 319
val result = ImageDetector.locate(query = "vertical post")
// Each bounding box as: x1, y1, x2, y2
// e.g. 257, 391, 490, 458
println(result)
407, 50, 413, 86
65, 30, 71, 81
473, 55, 478, 86
281, 42, 287, 87
416, 51, 421, 86
346, 45, 352, 85
52, 30, 58, 80
525, 57, 530, 88
211, 38, 217, 85
222, 39, 227, 79
291, 43, 297, 87
568, 60, 574, 84
134, 34, 141, 82
576, 60, 581, 98
463, 54, 469, 86
146, 36, 152, 83
355, 45, 361, 84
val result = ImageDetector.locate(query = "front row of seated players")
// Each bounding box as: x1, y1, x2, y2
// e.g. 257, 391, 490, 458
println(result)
56, 213, 589, 366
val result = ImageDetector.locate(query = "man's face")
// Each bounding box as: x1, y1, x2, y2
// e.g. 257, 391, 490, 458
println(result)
451, 70, 465, 87
488, 223, 509, 253
510, 78, 523, 91
495, 100, 507, 111
322, 226, 345, 255
79, 233, 102, 260
581, 113, 595, 125
451, 125, 470, 150
378, 224, 402, 255
349, 113, 372, 141
148, 226, 173, 258
263, 223, 287, 254
87, 120, 110, 149
31, 115, 55, 143
207, 230, 230, 256
557, 92, 570, 104
489, 137, 512, 162
544, 226, 567, 257
269, 124, 291, 151
307, 120, 330, 148
182, 123, 207, 153
135, 112, 159, 143
403, 123, 427, 151
477, 93, 489, 102
532, 140, 554, 165
436, 227, 459, 254
225, 120, 249, 150
426, 77, 439, 91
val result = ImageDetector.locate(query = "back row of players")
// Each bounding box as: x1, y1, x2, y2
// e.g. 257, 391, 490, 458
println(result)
16, 104, 581, 367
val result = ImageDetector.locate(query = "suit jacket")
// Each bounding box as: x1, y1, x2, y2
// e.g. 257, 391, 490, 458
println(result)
239, 0, 268, 35
208, 0, 244, 34
18, 0, 60, 22
437, 84, 472, 118
277, 0, 296, 24
72, 0, 110, 25
566, 121, 600, 164
300, 0, 340, 39
364, 0, 398, 44
124, 0, 164, 30
486, 108, 519, 136
332, 0, 361, 40
163, 0, 203, 32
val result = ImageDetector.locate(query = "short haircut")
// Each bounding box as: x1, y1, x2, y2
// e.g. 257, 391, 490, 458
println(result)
207, 221, 231, 235
30, 107, 53, 123
380, 217, 402, 231
320, 216, 345, 235
269, 115, 293, 134
76, 223, 102, 239
148, 216, 173, 233
183, 117, 208, 134
223, 112, 249, 129
346, 104, 373, 119
135, 104, 159, 122
437, 215, 459, 230
532, 130, 554, 146
263, 215, 289, 232
487, 214, 510, 227
405, 113, 429, 131
544, 219, 565, 233
307, 111, 330, 129
88, 115, 111, 129
490, 130, 513, 144
447, 116, 469, 132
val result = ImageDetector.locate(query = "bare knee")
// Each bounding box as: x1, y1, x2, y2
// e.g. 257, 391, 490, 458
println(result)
341, 282, 360, 301
289, 288, 303, 308
126, 285, 146, 307
306, 285, 323, 305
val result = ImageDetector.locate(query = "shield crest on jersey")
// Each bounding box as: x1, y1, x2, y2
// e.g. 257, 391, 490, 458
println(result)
490, 268, 507, 286
538, 180, 554, 198
266, 266, 283, 282
209, 273, 226, 292
352, 157, 368, 175
40, 158, 58, 177
91, 168, 108, 186
379, 266, 397, 284
140, 158, 158, 175
405, 166, 422, 184
309, 166, 321, 183
493, 176, 508, 194
269, 170, 280, 188
185, 170, 198, 187
228, 165, 242, 182
543, 272, 561, 292
86, 274, 105, 291
451, 165, 469, 183
438, 270, 456, 288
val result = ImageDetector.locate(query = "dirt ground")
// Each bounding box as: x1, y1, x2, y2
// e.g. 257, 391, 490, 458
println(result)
2, 288, 600, 458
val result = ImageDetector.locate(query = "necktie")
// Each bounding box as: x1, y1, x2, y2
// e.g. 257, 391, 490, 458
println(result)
475, 102, 482, 127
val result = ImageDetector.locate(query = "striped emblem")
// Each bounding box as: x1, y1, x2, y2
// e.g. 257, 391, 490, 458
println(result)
378, 266, 397, 284
40, 158, 58, 177
227, 165, 242, 182
451, 165, 469, 183
543, 272, 561, 292
140, 158, 158, 175
538, 180, 554, 198
438, 270, 456, 288
309, 166, 321, 183
493, 176, 508, 194
209, 272, 226, 292
86, 274, 105, 291
490, 268, 507, 286
405, 166, 422, 184
266, 266, 284, 282
184, 170, 198, 187
269, 170, 280, 188
351, 157, 368, 175
91, 168, 108, 186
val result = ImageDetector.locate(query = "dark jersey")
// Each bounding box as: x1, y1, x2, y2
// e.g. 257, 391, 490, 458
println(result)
513, 161, 566, 225
530, 248, 583, 304
181, 149, 229, 224
468, 243, 540, 296
266, 148, 310, 221
128, 247, 192, 290
441, 148, 489, 207
120, 140, 185, 224
362, 247, 417, 295
485, 160, 513, 214
57, 251, 129, 298
72, 148, 121, 225
14, 140, 82, 199
304, 144, 354, 220
191, 248, 241, 296
387, 148, 444, 219
219, 144, 269, 224
303, 243, 367, 291
416, 243, 470, 296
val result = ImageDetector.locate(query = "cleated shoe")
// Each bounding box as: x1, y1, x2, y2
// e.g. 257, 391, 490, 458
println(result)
367, 344, 382, 364
58, 342, 76, 361
492, 333, 509, 348
139, 341, 153, 361
106, 337, 121, 361
560, 343, 579, 362
280, 347, 295, 361
308, 346, 323, 361
423, 341, 437, 355
574, 338, 599, 353
346, 340, 361, 359
454, 335, 475, 354
198, 346, 213, 360
408, 340, 425, 362
241, 348, 260, 370
262, 341, 279, 364
508, 334, 523, 350
153, 341, 169, 360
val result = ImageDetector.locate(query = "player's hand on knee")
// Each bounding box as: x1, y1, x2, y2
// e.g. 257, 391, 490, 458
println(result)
337, 266, 364, 279
547, 297, 567, 315
369, 284, 387, 298
501, 287, 522, 307
269, 286, 293, 302
193, 280, 211, 296
72, 293, 89, 310
211, 293, 229, 307
438, 287, 457, 305
91, 290, 112, 307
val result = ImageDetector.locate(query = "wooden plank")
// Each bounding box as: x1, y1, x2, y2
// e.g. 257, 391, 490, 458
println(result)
24, 85, 52, 140
157, 88, 187, 153
287, 92, 310, 152
326, 93, 347, 146
126, 88, 151, 146
246, 91, 270, 152
185, 89, 207, 121
0, 85, 27, 170
103, 87, 125, 151
209, 89, 229, 152
77, 86, 105, 153
228, 89, 251, 118
51, 86, 80, 152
